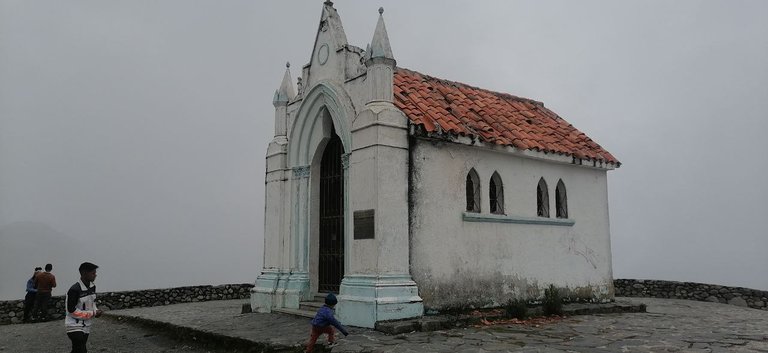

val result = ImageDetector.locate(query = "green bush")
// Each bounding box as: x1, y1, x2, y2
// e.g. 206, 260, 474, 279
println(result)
504, 298, 528, 319
543, 284, 563, 316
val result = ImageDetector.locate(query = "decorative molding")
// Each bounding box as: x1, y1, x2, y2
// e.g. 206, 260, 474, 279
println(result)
318, 44, 329, 65
462, 212, 575, 226
288, 81, 355, 165
351, 143, 409, 153
296, 77, 304, 97
350, 120, 407, 133
292, 165, 310, 178
341, 153, 350, 169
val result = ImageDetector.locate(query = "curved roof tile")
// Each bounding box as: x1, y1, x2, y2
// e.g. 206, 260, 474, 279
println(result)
393, 67, 620, 165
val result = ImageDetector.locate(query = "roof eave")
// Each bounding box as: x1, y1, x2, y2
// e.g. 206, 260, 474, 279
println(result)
409, 125, 620, 170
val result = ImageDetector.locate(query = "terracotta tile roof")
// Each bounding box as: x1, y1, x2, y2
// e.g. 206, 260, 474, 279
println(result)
393, 68, 620, 166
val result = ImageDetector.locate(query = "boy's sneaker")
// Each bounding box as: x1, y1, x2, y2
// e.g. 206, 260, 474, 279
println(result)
327, 342, 339, 349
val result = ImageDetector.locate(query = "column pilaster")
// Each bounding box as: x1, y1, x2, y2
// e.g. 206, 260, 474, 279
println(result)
284, 165, 311, 308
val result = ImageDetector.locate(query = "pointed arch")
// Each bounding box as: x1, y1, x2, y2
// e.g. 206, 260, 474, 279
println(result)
489, 172, 504, 214
556, 179, 568, 219
288, 81, 354, 167
537, 178, 550, 218
466, 168, 481, 213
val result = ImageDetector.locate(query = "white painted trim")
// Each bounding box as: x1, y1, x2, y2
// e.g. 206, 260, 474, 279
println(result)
350, 120, 407, 133
351, 143, 409, 153
462, 212, 575, 226
266, 150, 287, 159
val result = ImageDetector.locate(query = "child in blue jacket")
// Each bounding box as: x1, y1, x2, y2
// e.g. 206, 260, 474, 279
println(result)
306, 293, 348, 352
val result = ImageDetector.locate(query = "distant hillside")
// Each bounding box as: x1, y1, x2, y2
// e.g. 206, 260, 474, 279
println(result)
0, 222, 84, 300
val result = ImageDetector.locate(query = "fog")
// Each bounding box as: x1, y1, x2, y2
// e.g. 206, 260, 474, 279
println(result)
1, 0, 766, 300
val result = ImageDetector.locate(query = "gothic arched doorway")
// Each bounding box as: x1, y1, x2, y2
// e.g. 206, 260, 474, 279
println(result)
318, 132, 344, 292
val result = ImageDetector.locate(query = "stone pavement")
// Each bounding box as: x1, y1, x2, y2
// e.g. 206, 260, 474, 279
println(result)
104, 297, 768, 352
0, 317, 215, 353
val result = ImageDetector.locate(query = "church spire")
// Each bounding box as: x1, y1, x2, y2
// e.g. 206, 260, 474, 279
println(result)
365, 7, 395, 104
368, 7, 394, 62
273, 62, 295, 106
318, 0, 348, 50
272, 62, 294, 139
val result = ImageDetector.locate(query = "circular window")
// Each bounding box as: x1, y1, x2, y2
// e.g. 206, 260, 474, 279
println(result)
318, 44, 329, 65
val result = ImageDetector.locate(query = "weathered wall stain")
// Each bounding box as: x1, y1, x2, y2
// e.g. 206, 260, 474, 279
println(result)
413, 268, 612, 312
562, 234, 599, 270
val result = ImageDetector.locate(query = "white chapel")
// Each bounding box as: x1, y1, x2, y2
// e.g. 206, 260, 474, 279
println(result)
251, 2, 621, 328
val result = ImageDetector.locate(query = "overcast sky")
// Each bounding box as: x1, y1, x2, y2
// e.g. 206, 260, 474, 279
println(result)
1, 0, 766, 300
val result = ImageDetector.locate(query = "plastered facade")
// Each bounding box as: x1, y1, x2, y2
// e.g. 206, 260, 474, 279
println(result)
410, 139, 614, 310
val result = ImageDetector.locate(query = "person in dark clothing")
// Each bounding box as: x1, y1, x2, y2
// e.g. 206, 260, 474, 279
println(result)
23, 267, 42, 321
305, 293, 349, 352
33, 263, 56, 320
65, 262, 102, 353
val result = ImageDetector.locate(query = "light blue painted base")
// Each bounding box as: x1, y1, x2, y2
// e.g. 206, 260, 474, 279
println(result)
251, 269, 285, 313
283, 272, 311, 309
337, 274, 424, 328
251, 270, 311, 312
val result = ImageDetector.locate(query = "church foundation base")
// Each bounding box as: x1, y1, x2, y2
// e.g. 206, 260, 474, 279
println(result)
283, 272, 311, 309
250, 269, 285, 313
337, 274, 424, 328
251, 270, 311, 312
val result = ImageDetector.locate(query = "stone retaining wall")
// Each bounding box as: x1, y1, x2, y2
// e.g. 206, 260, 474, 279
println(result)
7, 280, 765, 324
0, 283, 254, 325
614, 279, 767, 311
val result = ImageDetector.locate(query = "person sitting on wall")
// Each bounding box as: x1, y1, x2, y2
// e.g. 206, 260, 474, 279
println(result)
23, 267, 42, 322
33, 263, 56, 321
305, 293, 349, 352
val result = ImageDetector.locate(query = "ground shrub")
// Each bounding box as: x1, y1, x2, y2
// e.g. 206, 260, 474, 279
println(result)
504, 299, 528, 319
543, 284, 563, 316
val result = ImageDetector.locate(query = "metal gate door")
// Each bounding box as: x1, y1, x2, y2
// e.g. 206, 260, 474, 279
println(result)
318, 134, 344, 292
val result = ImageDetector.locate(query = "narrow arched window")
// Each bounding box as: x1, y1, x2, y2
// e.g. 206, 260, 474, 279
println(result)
537, 178, 549, 217
489, 172, 504, 214
466, 169, 481, 213
556, 179, 568, 219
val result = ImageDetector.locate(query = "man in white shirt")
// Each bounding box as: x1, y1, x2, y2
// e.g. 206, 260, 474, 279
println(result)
64, 262, 102, 353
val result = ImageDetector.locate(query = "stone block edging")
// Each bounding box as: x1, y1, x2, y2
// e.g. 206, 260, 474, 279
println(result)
614, 279, 767, 311
376, 298, 646, 334
0, 283, 254, 325
6, 279, 764, 324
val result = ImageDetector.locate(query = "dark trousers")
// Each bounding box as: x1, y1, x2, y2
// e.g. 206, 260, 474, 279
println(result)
23, 292, 36, 320
67, 331, 89, 353
33, 292, 52, 320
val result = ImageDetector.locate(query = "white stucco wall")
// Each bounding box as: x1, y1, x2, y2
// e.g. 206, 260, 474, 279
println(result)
409, 139, 614, 310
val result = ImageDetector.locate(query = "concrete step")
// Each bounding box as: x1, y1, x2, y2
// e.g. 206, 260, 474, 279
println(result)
273, 307, 315, 319
299, 301, 324, 311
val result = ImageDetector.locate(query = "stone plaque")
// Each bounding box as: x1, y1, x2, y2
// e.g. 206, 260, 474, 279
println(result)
354, 209, 375, 239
